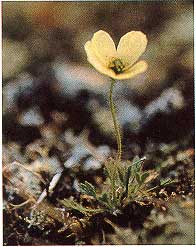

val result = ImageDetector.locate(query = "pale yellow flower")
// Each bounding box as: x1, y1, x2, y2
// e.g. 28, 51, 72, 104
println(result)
84, 30, 148, 80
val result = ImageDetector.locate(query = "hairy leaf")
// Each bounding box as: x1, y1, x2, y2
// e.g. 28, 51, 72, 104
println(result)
98, 193, 111, 209
135, 172, 141, 185
160, 178, 178, 186
140, 171, 149, 183
132, 156, 145, 172
118, 167, 125, 185
125, 166, 132, 196
80, 181, 96, 199
60, 199, 103, 216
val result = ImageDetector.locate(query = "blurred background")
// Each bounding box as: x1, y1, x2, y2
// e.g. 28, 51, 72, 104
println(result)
3, 1, 194, 154
2, 2, 194, 245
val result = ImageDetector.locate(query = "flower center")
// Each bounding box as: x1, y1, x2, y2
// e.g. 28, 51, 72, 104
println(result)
109, 59, 125, 74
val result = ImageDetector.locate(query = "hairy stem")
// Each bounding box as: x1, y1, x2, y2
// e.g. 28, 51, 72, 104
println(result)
109, 79, 122, 161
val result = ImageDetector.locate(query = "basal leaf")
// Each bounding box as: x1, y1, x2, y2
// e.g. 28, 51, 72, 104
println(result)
80, 181, 96, 199
60, 199, 103, 216
135, 172, 141, 185
132, 156, 143, 172
140, 171, 150, 183
160, 178, 178, 186
118, 167, 125, 185
125, 166, 132, 196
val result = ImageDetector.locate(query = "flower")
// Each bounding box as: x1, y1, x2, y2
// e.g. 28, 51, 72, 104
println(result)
84, 30, 148, 80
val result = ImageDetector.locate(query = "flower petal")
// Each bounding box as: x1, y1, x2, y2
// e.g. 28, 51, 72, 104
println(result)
113, 60, 148, 80
117, 31, 147, 67
91, 30, 117, 66
84, 40, 116, 78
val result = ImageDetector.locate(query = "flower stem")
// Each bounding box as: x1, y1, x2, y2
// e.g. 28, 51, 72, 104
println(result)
109, 79, 122, 161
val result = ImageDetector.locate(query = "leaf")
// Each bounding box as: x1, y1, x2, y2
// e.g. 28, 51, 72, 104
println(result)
60, 199, 103, 216
128, 184, 138, 198
98, 193, 108, 203
140, 171, 150, 183
160, 178, 178, 186
98, 193, 114, 210
135, 172, 141, 185
125, 166, 132, 196
118, 167, 125, 185
132, 156, 144, 172
98, 193, 110, 207
80, 181, 96, 199
132, 155, 140, 165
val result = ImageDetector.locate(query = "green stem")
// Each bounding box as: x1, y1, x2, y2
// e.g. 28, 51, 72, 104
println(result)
109, 79, 122, 161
